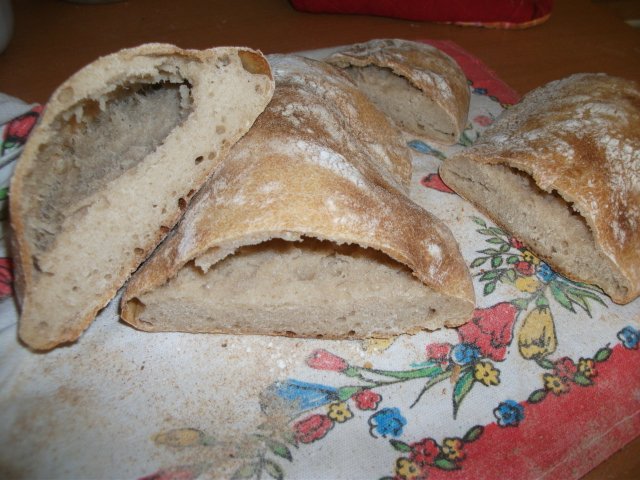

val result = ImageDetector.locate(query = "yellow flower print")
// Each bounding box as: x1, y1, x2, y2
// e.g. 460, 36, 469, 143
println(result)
543, 373, 570, 395
153, 428, 205, 447
442, 437, 465, 461
578, 358, 597, 378
327, 402, 353, 423
515, 276, 541, 293
474, 361, 500, 386
522, 250, 540, 265
518, 307, 557, 359
395, 458, 423, 480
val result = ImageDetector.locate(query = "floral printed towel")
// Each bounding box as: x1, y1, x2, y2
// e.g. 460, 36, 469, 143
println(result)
0, 42, 638, 480
0, 94, 41, 298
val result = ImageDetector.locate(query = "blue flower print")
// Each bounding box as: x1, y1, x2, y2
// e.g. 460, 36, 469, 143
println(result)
450, 343, 481, 366
493, 400, 525, 427
269, 379, 338, 412
407, 140, 446, 160
617, 326, 640, 349
536, 262, 556, 283
368, 407, 407, 438
473, 87, 488, 95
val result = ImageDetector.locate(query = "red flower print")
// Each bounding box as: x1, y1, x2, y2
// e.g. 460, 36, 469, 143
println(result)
139, 465, 200, 480
294, 414, 334, 443
425, 342, 452, 364
0, 258, 13, 299
509, 237, 524, 250
410, 438, 440, 466
458, 302, 519, 361
420, 173, 455, 194
306, 349, 349, 372
515, 261, 535, 276
2, 107, 43, 156
473, 114, 494, 127
353, 390, 382, 410
553, 357, 578, 381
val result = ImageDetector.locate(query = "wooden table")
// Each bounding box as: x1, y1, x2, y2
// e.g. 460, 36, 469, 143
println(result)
0, 1, 639, 478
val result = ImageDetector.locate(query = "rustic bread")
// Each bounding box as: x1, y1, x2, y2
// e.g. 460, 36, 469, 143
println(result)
10, 43, 275, 350
440, 73, 640, 304
325, 38, 470, 145
121, 55, 475, 338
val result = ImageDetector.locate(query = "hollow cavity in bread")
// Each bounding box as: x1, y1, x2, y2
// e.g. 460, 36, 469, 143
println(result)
344, 65, 455, 143
25, 80, 193, 257
442, 158, 628, 299
129, 237, 458, 338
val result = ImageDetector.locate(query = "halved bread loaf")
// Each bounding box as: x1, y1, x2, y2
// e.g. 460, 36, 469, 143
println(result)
324, 39, 470, 145
440, 73, 640, 304
121, 55, 475, 338
10, 43, 275, 350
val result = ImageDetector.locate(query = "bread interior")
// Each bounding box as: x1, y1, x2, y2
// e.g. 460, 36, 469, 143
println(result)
131, 237, 458, 338
344, 65, 454, 142
442, 158, 627, 299
24, 79, 193, 259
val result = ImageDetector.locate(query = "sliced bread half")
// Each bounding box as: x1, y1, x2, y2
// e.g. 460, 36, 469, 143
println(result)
10, 43, 275, 349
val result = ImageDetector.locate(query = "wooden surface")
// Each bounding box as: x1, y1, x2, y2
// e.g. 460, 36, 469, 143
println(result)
0, 0, 639, 478
1, 0, 640, 103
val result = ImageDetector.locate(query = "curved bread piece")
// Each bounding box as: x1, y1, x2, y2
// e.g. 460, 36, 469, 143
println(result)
440, 73, 640, 304
10, 43, 275, 350
325, 39, 470, 145
121, 55, 474, 338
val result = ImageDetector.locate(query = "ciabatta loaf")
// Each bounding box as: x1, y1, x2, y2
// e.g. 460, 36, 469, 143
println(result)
325, 39, 470, 145
121, 55, 475, 338
10, 43, 275, 350
440, 73, 640, 304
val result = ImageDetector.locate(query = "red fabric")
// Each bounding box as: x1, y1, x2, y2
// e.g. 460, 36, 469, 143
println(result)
428, 344, 640, 479
290, 0, 554, 27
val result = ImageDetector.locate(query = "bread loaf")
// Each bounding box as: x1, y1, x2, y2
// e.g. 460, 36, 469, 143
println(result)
10, 43, 275, 350
440, 73, 640, 304
120, 55, 475, 338
325, 39, 470, 145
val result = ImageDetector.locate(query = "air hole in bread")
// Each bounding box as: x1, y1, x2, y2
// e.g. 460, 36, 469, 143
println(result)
343, 66, 454, 142
238, 50, 270, 76
194, 156, 204, 165
128, 237, 459, 338
215, 125, 226, 134
134, 248, 144, 255
178, 197, 187, 210
442, 160, 628, 298
24, 79, 194, 257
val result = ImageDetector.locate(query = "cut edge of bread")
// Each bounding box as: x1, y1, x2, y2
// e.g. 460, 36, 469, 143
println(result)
440, 155, 633, 303
121, 229, 476, 339
10, 44, 275, 350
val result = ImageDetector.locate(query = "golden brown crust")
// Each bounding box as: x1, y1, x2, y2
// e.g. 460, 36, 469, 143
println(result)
441, 73, 640, 303
121, 55, 475, 333
325, 38, 470, 144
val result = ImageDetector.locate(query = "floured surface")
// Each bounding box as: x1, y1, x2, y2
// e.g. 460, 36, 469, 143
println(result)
1, 44, 640, 480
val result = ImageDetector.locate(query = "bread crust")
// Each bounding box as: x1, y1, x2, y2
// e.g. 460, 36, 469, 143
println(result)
325, 38, 470, 144
10, 43, 274, 350
121, 55, 475, 335
441, 73, 640, 304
